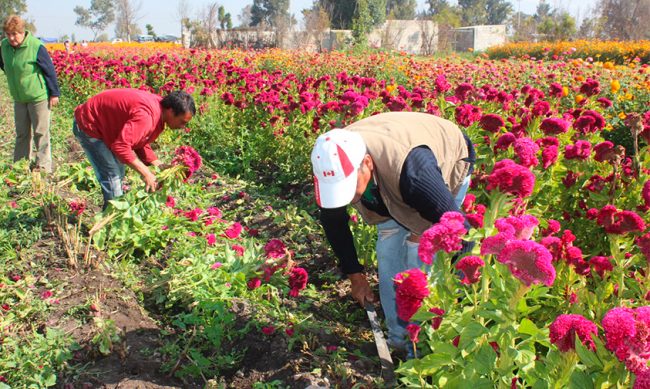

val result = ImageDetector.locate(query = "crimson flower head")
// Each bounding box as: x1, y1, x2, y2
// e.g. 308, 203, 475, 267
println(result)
564, 140, 592, 160
418, 212, 467, 264
429, 307, 445, 330
602, 306, 650, 374
513, 137, 540, 168
540, 117, 571, 135
224, 222, 243, 239
486, 159, 536, 198
494, 132, 516, 152
642, 181, 650, 208
549, 314, 598, 352
589, 256, 613, 278
394, 268, 430, 322
596, 205, 646, 234
264, 238, 287, 259
69, 200, 86, 216
247, 277, 261, 290
406, 323, 421, 343
455, 104, 482, 127
497, 240, 556, 286
455, 256, 485, 284
288, 267, 308, 297
495, 214, 539, 240
262, 325, 275, 335
172, 145, 202, 180
636, 232, 650, 265
479, 113, 505, 133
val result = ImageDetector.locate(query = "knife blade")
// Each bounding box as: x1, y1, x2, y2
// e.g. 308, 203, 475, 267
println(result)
365, 302, 395, 385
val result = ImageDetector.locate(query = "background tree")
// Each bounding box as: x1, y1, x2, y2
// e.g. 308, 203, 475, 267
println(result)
351, 0, 372, 47
187, 2, 218, 48
485, 0, 512, 24
537, 10, 576, 41
238, 5, 253, 27
250, 0, 290, 28
145, 23, 156, 37
73, 0, 115, 41
0, 0, 27, 28
218, 6, 232, 30
595, 0, 650, 40
318, 0, 356, 29
386, 0, 416, 19
368, 0, 387, 26
114, 0, 142, 41
301, 6, 330, 51
424, 0, 461, 51
456, 0, 511, 26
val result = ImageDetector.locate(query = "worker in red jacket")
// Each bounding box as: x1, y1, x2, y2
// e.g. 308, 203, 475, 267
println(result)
73, 88, 195, 210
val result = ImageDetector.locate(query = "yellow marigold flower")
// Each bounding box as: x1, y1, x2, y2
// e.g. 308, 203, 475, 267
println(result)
562, 86, 569, 97
624, 93, 634, 100
575, 94, 585, 103
611, 79, 621, 93
386, 84, 396, 93
603, 61, 615, 70
576, 75, 585, 82
619, 112, 627, 120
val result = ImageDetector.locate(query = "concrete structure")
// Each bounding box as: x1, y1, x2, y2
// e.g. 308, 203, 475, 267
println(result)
453, 25, 506, 52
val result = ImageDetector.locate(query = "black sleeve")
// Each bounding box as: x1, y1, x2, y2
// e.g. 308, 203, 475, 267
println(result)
319, 206, 364, 275
0, 52, 4, 72
36, 46, 60, 97
400, 146, 474, 256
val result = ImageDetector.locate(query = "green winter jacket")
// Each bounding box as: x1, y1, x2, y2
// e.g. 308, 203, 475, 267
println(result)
1, 31, 48, 103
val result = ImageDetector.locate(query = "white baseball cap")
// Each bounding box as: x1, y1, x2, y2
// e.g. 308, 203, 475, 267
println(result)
311, 129, 367, 208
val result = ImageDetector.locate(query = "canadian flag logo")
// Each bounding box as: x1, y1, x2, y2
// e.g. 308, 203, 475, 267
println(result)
323, 170, 336, 177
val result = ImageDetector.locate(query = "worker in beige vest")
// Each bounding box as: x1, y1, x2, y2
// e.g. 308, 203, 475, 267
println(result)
311, 112, 475, 357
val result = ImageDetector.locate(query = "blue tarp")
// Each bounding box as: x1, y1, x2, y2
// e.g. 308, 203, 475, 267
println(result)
38, 37, 58, 43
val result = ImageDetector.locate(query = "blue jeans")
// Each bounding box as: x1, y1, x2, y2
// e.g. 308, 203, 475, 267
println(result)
377, 175, 471, 350
73, 121, 125, 209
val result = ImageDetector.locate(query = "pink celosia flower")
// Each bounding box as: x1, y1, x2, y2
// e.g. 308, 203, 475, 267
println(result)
165, 196, 176, 208
206, 206, 222, 218
541, 219, 561, 236
637, 232, 650, 265
497, 240, 556, 286
40, 290, 53, 300
288, 267, 308, 297
597, 205, 646, 234
394, 268, 430, 322
494, 132, 516, 151
479, 113, 505, 133
541, 145, 559, 169
264, 239, 287, 259
206, 233, 216, 246
513, 137, 540, 168
593, 141, 618, 163
643, 181, 650, 208
210, 262, 222, 270
455, 256, 485, 284
429, 307, 445, 330
418, 212, 467, 264
495, 215, 539, 240
564, 140, 592, 160
602, 306, 650, 374
247, 277, 261, 290
285, 324, 295, 337
580, 78, 601, 96
549, 314, 598, 352
574, 110, 605, 134
69, 201, 86, 216
231, 244, 245, 256
406, 323, 421, 343
634, 369, 650, 389
540, 117, 571, 135
486, 159, 536, 198
171, 145, 202, 180
224, 222, 243, 239
455, 104, 482, 127
589, 256, 613, 278
262, 325, 275, 335
480, 231, 514, 256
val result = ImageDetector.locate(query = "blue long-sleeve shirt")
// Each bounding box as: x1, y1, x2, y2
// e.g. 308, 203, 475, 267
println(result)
320, 144, 475, 275
0, 45, 60, 97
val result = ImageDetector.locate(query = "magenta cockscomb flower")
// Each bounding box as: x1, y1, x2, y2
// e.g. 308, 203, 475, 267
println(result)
247, 277, 262, 290
495, 215, 539, 240
494, 132, 516, 151
540, 117, 571, 135
597, 205, 646, 234
69, 200, 86, 216
264, 238, 287, 259
172, 145, 202, 180
406, 323, 422, 343
589, 256, 613, 278
262, 325, 275, 335
480, 231, 514, 256
455, 256, 485, 284
394, 268, 430, 322
418, 212, 467, 264
165, 195, 176, 208
549, 314, 598, 352
637, 232, 650, 265
643, 181, 650, 208
206, 233, 216, 246
479, 113, 505, 133
634, 369, 650, 389
497, 240, 556, 286
288, 267, 308, 297
541, 145, 559, 169
514, 137, 540, 168
455, 104, 482, 127
224, 222, 243, 239
486, 159, 536, 198
429, 307, 445, 330
564, 140, 592, 160
231, 244, 245, 256
602, 306, 650, 375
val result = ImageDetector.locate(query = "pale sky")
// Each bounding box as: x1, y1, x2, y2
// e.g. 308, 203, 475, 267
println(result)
25, 0, 598, 40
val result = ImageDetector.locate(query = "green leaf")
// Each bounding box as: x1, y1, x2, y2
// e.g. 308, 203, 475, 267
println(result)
575, 337, 603, 370
109, 200, 130, 210
569, 370, 594, 389
471, 343, 497, 375
459, 322, 488, 349
518, 318, 540, 336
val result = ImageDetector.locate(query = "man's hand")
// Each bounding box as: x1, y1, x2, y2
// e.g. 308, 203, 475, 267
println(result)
143, 171, 158, 192
49, 96, 59, 108
348, 272, 376, 306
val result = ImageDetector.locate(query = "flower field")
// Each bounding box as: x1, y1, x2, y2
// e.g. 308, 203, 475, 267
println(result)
0, 44, 649, 387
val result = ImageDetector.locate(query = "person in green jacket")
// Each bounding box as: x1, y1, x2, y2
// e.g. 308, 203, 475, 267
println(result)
0, 15, 60, 173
